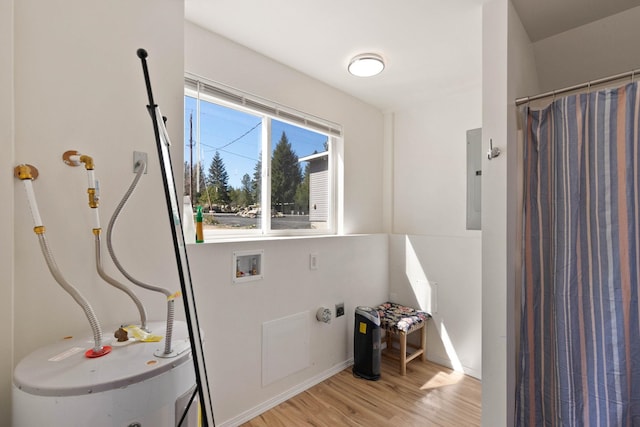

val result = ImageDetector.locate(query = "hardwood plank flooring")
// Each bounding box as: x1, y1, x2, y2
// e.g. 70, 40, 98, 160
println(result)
241, 357, 481, 427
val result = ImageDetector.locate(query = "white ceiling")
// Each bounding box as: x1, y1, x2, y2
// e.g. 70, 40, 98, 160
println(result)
185, 0, 640, 112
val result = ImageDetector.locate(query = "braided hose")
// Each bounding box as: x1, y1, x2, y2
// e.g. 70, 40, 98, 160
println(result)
15, 164, 109, 357
106, 160, 174, 355
63, 150, 150, 331
165, 299, 175, 355
94, 233, 148, 330
37, 233, 105, 354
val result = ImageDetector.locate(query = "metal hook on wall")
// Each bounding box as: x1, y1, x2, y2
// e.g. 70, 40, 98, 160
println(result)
487, 138, 501, 160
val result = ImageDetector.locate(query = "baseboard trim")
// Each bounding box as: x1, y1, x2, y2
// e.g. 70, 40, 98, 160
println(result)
216, 359, 354, 427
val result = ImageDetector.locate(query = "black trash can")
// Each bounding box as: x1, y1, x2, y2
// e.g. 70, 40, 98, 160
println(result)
353, 306, 381, 380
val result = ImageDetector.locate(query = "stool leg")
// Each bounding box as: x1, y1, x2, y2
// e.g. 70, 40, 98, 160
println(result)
420, 323, 427, 362
400, 332, 407, 376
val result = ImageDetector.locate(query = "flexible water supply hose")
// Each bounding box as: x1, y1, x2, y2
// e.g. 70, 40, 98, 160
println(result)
106, 158, 175, 356
63, 150, 149, 331
14, 164, 110, 357
94, 232, 148, 330
37, 233, 106, 355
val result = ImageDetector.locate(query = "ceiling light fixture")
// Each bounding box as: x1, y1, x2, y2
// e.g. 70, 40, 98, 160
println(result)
348, 53, 385, 77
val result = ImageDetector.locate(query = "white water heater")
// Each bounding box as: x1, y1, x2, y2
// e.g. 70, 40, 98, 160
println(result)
12, 320, 199, 427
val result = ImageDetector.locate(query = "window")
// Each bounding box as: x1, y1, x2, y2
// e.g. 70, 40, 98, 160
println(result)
184, 75, 341, 239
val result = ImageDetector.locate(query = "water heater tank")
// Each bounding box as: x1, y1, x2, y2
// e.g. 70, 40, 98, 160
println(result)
12, 320, 199, 427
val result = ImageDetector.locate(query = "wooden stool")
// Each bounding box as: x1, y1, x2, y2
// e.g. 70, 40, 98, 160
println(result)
377, 302, 431, 375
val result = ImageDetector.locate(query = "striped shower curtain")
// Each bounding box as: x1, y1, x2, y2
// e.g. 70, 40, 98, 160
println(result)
516, 81, 640, 426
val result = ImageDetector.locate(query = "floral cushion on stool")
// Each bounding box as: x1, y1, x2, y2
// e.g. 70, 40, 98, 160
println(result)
376, 302, 431, 333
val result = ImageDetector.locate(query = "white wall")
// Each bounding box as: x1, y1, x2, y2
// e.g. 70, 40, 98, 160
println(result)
9, 2, 184, 425
185, 23, 385, 235
482, 0, 510, 425
187, 235, 388, 425
13, 0, 185, 360
1, 0, 14, 422
388, 82, 483, 378
533, 6, 640, 92
482, 2, 541, 425
184, 22, 389, 425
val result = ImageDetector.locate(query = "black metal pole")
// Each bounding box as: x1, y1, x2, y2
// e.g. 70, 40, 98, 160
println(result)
190, 112, 194, 200
136, 48, 214, 427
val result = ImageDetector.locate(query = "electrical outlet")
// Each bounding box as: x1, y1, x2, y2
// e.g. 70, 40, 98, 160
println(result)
133, 151, 148, 174
335, 302, 344, 317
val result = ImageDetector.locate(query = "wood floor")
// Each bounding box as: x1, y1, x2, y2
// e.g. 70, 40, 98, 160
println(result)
241, 357, 481, 427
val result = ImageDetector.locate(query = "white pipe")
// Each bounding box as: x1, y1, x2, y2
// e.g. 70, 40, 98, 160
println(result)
92, 208, 101, 230
22, 179, 43, 227
68, 154, 82, 164
92, 178, 101, 229
87, 169, 96, 189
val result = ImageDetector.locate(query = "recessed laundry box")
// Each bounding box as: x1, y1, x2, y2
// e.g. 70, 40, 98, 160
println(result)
12, 321, 198, 427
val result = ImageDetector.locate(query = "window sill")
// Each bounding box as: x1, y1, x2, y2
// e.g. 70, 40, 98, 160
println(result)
188, 232, 340, 245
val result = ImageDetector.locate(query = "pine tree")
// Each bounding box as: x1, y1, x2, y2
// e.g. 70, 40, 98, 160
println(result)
227, 187, 240, 208
295, 163, 310, 214
271, 131, 302, 214
241, 173, 254, 206
184, 161, 191, 197
207, 151, 230, 205
252, 155, 262, 206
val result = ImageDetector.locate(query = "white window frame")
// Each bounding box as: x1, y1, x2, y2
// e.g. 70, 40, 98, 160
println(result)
184, 74, 341, 240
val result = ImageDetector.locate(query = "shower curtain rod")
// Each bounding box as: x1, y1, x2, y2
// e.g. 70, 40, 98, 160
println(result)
515, 68, 640, 106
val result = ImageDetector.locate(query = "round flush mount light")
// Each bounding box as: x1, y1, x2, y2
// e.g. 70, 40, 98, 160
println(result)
348, 53, 385, 77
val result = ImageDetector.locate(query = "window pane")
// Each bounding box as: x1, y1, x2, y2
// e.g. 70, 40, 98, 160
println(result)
185, 95, 262, 231
185, 80, 338, 238
270, 120, 330, 231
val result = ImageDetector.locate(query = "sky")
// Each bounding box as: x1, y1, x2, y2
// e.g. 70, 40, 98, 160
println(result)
184, 96, 328, 189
